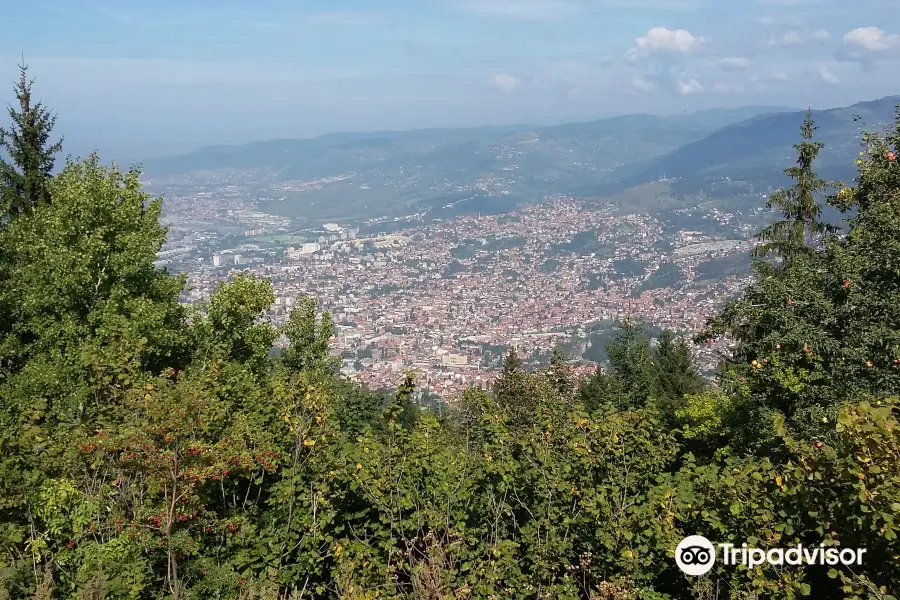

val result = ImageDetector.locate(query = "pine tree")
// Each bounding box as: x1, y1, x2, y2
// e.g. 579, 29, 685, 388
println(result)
493, 346, 537, 425
547, 344, 573, 398
753, 111, 832, 267
493, 346, 524, 404
653, 330, 705, 416
386, 372, 418, 429
0, 62, 63, 220
605, 321, 654, 408
577, 366, 625, 413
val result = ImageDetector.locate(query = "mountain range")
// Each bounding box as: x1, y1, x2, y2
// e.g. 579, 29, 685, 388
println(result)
143, 97, 899, 224
145, 105, 798, 181
624, 96, 899, 186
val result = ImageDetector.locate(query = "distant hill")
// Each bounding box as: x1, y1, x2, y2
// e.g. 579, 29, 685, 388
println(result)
143, 105, 797, 181
140, 99, 899, 225
659, 105, 800, 131
628, 96, 899, 184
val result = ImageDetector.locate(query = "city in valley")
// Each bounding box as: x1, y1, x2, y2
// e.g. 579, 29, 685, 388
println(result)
151, 178, 767, 399
139, 97, 896, 400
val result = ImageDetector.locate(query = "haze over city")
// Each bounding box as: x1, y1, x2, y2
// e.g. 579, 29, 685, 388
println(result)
3, 0, 900, 159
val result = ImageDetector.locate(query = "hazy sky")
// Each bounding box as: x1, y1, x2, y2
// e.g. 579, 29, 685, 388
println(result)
1, 0, 898, 159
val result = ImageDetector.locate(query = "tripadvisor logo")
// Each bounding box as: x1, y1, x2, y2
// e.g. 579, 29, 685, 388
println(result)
675, 535, 867, 576
676, 536, 716, 576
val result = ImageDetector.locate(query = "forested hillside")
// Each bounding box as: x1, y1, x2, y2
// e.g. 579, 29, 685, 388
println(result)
2, 67, 900, 600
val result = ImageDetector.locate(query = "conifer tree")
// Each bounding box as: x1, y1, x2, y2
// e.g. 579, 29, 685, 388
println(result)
653, 330, 705, 415
753, 111, 832, 267
605, 321, 654, 408
577, 366, 625, 413
493, 346, 535, 424
547, 344, 573, 398
0, 62, 63, 220
386, 372, 418, 429
494, 346, 524, 401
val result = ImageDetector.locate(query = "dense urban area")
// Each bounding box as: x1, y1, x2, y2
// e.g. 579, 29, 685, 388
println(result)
150, 175, 766, 397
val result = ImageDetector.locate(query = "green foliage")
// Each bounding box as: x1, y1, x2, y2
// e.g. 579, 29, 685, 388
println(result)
540, 258, 561, 273
280, 296, 339, 375
578, 366, 625, 414
3, 74, 900, 600
605, 321, 655, 409
653, 330, 706, 418
753, 111, 833, 266
675, 390, 732, 442
330, 377, 386, 438
699, 109, 900, 454
0, 62, 63, 219
636, 262, 684, 295
613, 258, 647, 278
546, 345, 574, 399
695, 251, 752, 281
492, 347, 523, 405
192, 274, 277, 377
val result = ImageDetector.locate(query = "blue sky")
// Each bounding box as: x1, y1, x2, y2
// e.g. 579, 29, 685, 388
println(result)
1, 0, 898, 158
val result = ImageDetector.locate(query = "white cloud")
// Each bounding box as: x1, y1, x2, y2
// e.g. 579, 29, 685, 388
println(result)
719, 57, 751, 70
817, 66, 839, 83
677, 78, 703, 94
455, 0, 575, 20
628, 26, 703, 58
844, 26, 900, 51
771, 28, 832, 46
631, 76, 656, 92
491, 73, 523, 91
